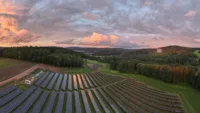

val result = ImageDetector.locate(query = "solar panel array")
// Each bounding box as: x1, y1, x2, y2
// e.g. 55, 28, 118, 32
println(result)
34, 72, 123, 91
0, 72, 184, 113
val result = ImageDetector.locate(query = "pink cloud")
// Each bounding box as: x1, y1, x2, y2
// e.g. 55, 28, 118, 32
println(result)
194, 39, 200, 43
184, 10, 197, 17
0, 1, 39, 45
144, 0, 153, 6
80, 32, 118, 46
82, 12, 97, 20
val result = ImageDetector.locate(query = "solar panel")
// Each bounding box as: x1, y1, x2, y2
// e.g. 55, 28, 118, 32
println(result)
47, 73, 59, 90
81, 74, 88, 88
74, 91, 82, 113
55, 91, 65, 113
0, 86, 36, 113
81, 90, 91, 113
34, 71, 50, 86
87, 73, 98, 86
54, 74, 63, 91
92, 89, 110, 113
73, 75, 78, 90
77, 74, 84, 89
61, 74, 68, 91
13, 88, 42, 113
41, 72, 54, 88
66, 91, 72, 113
68, 75, 72, 90
0, 88, 22, 107
98, 88, 119, 113
0, 86, 17, 98
84, 74, 93, 87
43, 91, 57, 113
30, 91, 49, 113
87, 90, 100, 113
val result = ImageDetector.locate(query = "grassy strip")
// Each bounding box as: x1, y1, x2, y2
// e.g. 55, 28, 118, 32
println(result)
86, 90, 95, 113
72, 91, 76, 113
40, 91, 51, 113
61, 61, 91, 74
27, 90, 43, 112
91, 89, 105, 113
96, 89, 114, 113
63, 92, 67, 113
79, 91, 86, 113
52, 93, 59, 113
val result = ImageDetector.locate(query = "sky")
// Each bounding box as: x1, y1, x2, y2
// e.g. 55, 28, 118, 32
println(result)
0, 0, 200, 48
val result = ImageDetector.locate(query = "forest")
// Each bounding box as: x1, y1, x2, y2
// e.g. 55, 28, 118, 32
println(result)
0, 47, 85, 67
105, 46, 200, 91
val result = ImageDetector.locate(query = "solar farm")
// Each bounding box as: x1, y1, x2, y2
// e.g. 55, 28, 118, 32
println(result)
0, 71, 184, 113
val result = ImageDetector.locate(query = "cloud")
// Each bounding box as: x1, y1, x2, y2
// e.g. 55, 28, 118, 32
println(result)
80, 32, 118, 46
82, 12, 97, 20
1, 0, 200, 48
144, 0, 153, 6
0, 0, 39, 44
56, 38, 77, 45
194, 39, 200, 43
184, 10, 197, 17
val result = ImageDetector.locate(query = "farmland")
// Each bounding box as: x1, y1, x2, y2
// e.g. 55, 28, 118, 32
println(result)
0, 71, 184, 113
0, 58, 34, 82
0, 58, 17, 68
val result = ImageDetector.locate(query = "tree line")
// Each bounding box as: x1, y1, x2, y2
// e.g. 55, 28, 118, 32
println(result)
109, 59, 200, 91
0, 47, 84, 67
121, 54, 198, 66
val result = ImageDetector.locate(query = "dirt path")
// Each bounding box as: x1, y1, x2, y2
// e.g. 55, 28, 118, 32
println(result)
0, 64, 62, 86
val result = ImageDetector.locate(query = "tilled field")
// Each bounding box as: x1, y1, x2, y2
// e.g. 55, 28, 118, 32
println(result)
0, 61, 34, 82
0, 72, 184, 113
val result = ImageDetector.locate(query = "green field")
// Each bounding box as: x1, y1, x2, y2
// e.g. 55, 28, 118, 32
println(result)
0, 58, 17, 68
61, 60, 91, 74
85, 60, 200, 113
194, 50, 200, 58
194, 50, 200, 71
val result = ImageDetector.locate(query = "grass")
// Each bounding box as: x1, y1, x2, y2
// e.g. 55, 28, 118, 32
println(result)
0, 58, 17, 68
194, 50, 200, 58
98, 62, 200, 113
61, 61, 91, 74
16, 84, 30, 91
194, 50, 200, 71
86, 59, 102, 64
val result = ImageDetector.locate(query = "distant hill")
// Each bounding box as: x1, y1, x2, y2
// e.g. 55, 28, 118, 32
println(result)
68, 47, 130, 56
68, 46, 197, 57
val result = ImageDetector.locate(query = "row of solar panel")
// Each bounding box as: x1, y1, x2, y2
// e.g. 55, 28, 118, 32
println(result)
0, 86, 129, 113
34, 71, 123, 91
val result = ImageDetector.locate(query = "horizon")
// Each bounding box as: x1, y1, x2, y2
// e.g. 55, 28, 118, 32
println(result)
0, 0, 200, 48
0, 45, 199, 50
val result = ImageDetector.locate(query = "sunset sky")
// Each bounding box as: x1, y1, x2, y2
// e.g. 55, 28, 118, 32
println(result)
0, 0, 200, 48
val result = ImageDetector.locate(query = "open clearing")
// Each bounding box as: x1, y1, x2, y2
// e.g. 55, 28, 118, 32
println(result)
0, 58, 34, 82
0, 71, 184, 113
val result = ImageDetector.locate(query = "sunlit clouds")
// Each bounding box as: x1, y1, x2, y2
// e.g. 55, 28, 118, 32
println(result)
80, 32, 118, 46
194, 39, 200, 43
0, 0, 39, 45
184, 10, 197, 17
0, 0, 200, 48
